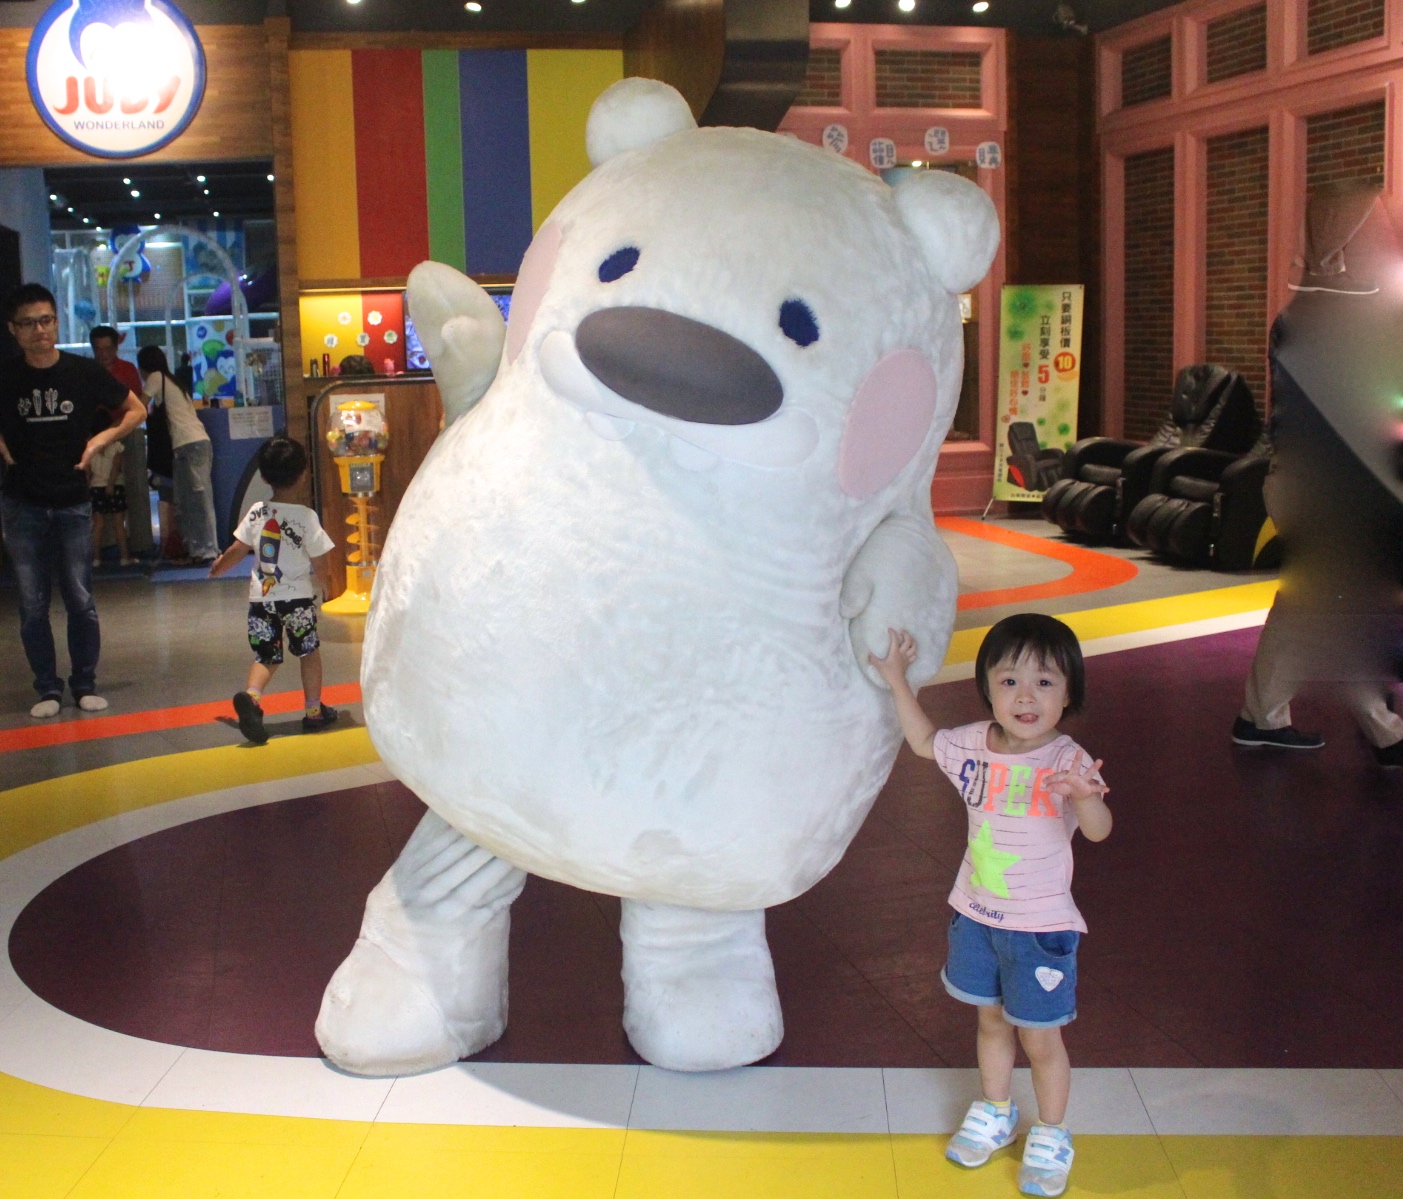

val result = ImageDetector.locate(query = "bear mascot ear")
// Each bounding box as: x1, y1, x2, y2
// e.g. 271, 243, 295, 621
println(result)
586, 77, 697, 168
891, 170, 1000, 296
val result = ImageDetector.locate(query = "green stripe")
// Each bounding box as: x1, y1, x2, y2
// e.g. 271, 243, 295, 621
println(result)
422, 49, 466, 272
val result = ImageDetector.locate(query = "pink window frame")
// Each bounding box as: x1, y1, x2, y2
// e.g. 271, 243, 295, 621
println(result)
1099, 0, 1401, 436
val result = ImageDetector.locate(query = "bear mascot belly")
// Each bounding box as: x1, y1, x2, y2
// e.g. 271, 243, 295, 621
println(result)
317, 78, 999, 1075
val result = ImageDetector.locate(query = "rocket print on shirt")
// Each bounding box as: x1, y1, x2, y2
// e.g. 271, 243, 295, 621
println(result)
258, 518, 283, 596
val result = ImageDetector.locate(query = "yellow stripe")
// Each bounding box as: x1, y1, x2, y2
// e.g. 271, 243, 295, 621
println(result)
0, 728, 377, 863
1254, 516, 1278, 561
525, 49, 623, 230
289, 50, 361, 279
944, 579, 1279, 666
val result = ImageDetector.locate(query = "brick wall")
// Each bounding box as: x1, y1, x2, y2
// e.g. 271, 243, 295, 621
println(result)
1204, 126, 1270, 412
794, 46, 843, 108
1121, 35, 1172, 106
1206, 5, 1267, 83
1307, 0, 1385, 56
1123, 146, 1176, 440
1306, 99, 1386, 190
874, 50, 983, 109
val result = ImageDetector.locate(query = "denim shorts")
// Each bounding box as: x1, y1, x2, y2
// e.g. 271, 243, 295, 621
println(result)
942, 911, 1079, 1028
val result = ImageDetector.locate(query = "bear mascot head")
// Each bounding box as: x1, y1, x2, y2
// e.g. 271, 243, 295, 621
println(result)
317, 78, 999, 1076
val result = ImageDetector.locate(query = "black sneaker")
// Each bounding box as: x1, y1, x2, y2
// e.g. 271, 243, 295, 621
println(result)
302, 703, 339, 733
1376, 739, 1403, 768
1231, 716, 1324, 750
233, 691, 267, 745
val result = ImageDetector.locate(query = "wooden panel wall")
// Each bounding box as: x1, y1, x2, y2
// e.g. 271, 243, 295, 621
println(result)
0, 25, 274, 166
624, 0, 725, 120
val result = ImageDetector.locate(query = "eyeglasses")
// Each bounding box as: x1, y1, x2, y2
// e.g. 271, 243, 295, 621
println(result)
11, 314, 56, 331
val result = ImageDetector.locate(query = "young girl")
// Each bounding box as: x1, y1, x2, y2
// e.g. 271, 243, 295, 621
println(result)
871, 613, 1110, 1199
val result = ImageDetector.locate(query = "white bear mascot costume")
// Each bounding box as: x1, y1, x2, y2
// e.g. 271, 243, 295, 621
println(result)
317, 79, 999, 1075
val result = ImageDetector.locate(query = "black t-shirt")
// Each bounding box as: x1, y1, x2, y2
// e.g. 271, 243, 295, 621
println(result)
0, 352, 129, 507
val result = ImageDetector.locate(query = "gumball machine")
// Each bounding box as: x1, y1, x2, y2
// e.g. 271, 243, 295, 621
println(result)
321, 397, 388, 615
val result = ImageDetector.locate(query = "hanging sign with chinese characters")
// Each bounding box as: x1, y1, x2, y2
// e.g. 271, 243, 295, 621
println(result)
821, 123, 849, 154
992, 285, 1085, 502
923, 127, 949, 155
27, 0, 206, 159
868, 137, 896, 170
976, 141, 1002, 169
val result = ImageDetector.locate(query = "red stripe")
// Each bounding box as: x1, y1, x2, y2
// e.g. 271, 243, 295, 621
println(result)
937, 518, 1139, 611
0, 683, 363, 756
352, 49, 430, 277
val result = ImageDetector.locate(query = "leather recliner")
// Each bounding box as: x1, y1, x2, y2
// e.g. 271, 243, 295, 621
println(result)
1040, 364, 1261, 542
1006, 420, 1065, 492
1123, 436, 1276, 570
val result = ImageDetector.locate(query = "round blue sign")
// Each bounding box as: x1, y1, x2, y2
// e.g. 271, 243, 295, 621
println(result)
27, 0, 207, 160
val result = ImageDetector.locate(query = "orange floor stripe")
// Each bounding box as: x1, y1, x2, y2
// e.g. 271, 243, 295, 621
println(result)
937, 516, 1139, 611
0, 682, 364, 755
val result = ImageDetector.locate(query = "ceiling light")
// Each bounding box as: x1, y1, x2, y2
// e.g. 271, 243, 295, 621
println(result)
571, 0, 585, 4
130, 189, 140, 197
898, 0, 916, 10
122, 177, 131, 185
267, 174, 275, 182
465, 2, 481, 10
196, 174, 206, 183
153, 212, 161, 220
972, 0, 989, 10
835, 0, 851, 6
203, 189, 210, 195
911, 159, 923, 167
82, 217, 90, 224
66, 206, 73, 213
48, 193, 57, 201
347, 0, 362, 5
212, 210, 220, 217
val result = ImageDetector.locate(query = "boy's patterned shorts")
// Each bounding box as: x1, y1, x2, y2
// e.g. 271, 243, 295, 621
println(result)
90, 485, 127, 514
247, 600, 319, 665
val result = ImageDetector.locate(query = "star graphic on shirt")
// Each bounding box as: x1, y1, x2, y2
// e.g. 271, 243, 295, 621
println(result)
968, 820, 1021, 900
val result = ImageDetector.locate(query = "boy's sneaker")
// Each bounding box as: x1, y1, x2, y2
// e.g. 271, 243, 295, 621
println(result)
233, 691, 268, 745
1019, 1124, 1074, 1197
1231, 716, 1324, 750
302, 704, 339, 733
945, 1099, 1019, 1168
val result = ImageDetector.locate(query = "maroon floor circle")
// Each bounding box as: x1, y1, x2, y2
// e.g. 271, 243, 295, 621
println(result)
10, 627, 1403, 1067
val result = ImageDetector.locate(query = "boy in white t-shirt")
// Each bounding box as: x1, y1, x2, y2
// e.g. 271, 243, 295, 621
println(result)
208, 437, 337, 744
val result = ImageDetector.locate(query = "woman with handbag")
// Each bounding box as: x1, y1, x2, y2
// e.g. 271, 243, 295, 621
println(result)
137, 346, 217, 564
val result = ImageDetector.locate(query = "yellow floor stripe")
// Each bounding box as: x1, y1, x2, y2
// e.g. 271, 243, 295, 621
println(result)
0, 728, 378, 862
946, 579, 1279, 665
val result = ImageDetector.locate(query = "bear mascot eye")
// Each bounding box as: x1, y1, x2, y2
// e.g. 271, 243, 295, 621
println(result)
779, 298, 819, 347
599, 247, 640, 283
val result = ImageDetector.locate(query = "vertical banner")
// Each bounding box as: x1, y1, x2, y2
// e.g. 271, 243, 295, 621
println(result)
992, 285, 1084, 502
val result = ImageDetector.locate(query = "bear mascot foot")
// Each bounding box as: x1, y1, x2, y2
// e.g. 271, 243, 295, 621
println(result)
316, 810, 526, 1076
620, 901, 783, 1072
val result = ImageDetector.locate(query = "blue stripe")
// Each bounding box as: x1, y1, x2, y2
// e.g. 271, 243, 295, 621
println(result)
459, 49, 534, 276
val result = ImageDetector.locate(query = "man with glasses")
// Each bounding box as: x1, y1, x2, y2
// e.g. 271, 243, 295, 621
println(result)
0, 284, 145, 718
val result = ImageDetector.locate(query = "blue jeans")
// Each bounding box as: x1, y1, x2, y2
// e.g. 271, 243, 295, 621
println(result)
1, 495, 102, 699
173, 439, 218, 560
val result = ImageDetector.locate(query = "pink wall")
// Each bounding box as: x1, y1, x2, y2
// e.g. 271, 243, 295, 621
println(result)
780, 24, 1008, 513
1098, 0, 1403, 435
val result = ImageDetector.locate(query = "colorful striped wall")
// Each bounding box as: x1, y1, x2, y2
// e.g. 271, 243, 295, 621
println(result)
290, 48, 623, 282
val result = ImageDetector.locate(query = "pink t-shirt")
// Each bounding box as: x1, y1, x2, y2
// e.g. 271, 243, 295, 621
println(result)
931, 721, 1105, 934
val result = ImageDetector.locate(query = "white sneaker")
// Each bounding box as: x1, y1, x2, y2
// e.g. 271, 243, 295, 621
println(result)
29, 698, 60, 719
945, 1099, 1019, 1168
77, 694, 109, 712
1019, 1123, 1074, 1196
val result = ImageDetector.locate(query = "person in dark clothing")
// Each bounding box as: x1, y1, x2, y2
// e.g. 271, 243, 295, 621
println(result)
0, 284, 145, 717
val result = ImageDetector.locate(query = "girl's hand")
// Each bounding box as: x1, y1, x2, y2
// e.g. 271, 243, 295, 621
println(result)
1048, 757, 1109, 803
868, 628, 918, 687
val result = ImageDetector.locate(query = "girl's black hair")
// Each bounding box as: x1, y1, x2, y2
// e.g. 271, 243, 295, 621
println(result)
974, 613, 1086, 716
136, 344, 183, 392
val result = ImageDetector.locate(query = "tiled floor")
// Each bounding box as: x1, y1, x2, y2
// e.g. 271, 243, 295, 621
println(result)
1, 518, 1399, 1196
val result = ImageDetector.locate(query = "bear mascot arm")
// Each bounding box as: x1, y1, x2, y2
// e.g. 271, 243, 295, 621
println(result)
842, 170, 999, 689
406, 262, 507, 426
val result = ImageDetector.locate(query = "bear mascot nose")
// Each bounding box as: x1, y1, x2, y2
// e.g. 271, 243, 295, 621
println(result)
575, 306, 784, 426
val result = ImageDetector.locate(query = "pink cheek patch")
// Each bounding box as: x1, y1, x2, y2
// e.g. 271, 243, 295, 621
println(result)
506, 221, 562, 363
837, 349, 940, 499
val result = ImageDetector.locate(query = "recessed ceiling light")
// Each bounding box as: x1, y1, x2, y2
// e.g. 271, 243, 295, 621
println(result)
972, 0, 989, 10
66, 206, 73, 213
212, 210, 220, 217
196, 174, 206, 183
122, 177, 131, 185
835, 0, 851, 7
153, 212, 161, 220
130, 189, 140, 197
347, 0, 362, 5
267, 174, 275, 182
48, 193, 57, 201
465, 1, 481, 10
82, 217, 90, 224
203, 189, 210, 195
898, 0, 916, 10
571, 0, 585, 4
